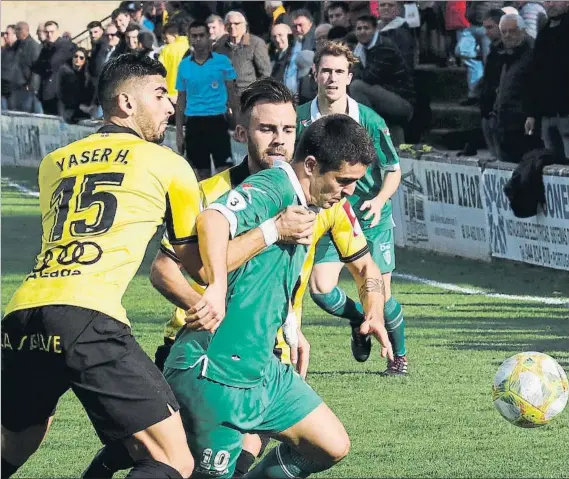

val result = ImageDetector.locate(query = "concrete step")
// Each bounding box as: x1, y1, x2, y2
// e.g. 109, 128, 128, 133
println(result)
430, 102, 481, 130
415, 64, 468, 103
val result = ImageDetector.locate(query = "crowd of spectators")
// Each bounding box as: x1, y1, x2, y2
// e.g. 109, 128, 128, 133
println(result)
1, 1, 568, 168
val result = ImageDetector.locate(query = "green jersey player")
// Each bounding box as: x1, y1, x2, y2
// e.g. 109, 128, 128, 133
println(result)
164, 115, 393, 479
297, 41, 408, 376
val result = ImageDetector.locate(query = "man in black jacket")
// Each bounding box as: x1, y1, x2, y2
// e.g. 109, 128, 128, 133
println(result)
32, 20, 74, 115
494, 14, 537, 163
8, 22, 42, 113
524, 1, 569, 164
1, 25, 17, 110
88, 21, 107, 80
479, 9, 506, 157
350, 16, 415, 145
377, 0, 416, 71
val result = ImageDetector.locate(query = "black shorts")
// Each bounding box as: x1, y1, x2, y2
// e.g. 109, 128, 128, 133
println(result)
185, 114, 232, 170
1, 305, 179, 443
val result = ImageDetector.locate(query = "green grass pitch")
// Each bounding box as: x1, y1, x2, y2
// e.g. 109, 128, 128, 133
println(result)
2, 168, 568, 478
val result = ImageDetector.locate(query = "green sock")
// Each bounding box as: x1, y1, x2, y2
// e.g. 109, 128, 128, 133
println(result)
310, 287, 364, 327
244, 443, 327, 479
385, 297, 406, 356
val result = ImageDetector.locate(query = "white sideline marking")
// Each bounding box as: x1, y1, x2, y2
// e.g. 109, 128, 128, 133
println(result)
393, 272, 569, 307
2, 178, 39, 198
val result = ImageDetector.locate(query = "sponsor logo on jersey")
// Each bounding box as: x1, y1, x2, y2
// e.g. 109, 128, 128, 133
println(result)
300, 119, 312, 127
382, 127, 391, 136
342, 201, 362, 237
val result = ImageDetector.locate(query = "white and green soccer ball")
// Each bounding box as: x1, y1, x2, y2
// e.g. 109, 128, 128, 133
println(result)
492, 352, 568, 428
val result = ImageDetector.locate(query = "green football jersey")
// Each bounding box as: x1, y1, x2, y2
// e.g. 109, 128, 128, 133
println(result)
297, 96, 400, 231
164, 161, 308, 388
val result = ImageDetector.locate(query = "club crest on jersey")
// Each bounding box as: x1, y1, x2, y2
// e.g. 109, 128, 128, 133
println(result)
301, 119, 312, 127
382, 127, 391, 136
342, 202, 362, 237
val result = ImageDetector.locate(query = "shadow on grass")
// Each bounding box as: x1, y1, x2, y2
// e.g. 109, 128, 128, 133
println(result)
393, 247, 569, 298
415, 312, 568, 363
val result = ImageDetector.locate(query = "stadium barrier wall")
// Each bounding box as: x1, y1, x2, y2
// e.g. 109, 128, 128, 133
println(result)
391, 153, 569, 271
2, 111, 568, 271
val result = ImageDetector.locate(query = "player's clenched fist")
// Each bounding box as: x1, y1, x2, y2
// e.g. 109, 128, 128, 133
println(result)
185, 283, 226, 332
275, 205, 316, 245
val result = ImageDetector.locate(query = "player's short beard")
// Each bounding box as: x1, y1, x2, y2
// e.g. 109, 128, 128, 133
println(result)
249, 145, 291, 170
137, 108, 165, 144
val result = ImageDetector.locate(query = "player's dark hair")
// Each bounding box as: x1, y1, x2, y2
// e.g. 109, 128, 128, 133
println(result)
44, 20, 59, 29
239, 78, 297, 126
356, 14, 378, 29
291, 9, 313, 23
188, 20, 208, 33
327, 2, 349, 14
162, 22, 179, 36
294, 114, 376, 173
484, 8, 506, 24
98, 53, 167, 116
87, 21, 103, 30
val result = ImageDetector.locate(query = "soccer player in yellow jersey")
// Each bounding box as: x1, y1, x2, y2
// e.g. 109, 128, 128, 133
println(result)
0, 54, 212, 479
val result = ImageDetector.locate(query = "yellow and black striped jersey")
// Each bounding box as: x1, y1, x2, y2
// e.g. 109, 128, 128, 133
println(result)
5, 125, 201, 326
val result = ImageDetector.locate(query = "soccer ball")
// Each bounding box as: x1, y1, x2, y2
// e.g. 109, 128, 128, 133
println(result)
492, 352, 568, 428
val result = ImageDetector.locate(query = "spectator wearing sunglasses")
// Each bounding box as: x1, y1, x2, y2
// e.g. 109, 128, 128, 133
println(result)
102, 23, 124, 64
56, 47, 95, 123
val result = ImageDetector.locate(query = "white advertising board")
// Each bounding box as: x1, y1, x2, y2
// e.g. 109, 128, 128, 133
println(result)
394, 157, 491, 260
482, 168, 569, 270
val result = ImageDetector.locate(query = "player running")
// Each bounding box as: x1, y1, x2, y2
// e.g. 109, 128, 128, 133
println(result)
297, 41, 408, 376
164, 114, 393, 479
1, 55, 209, 479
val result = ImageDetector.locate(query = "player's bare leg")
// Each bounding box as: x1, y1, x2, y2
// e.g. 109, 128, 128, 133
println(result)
309, 262, 371, 362
126, 407, 194, 478
244, 404, 349, 478
1, 417, 54, 477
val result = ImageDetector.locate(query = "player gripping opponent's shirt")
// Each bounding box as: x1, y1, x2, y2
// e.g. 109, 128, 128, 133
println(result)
158, 159, 369, 365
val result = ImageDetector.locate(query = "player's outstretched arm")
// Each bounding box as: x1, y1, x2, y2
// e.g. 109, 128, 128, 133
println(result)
150, 250, 202, 310
346, 254, 393, 361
